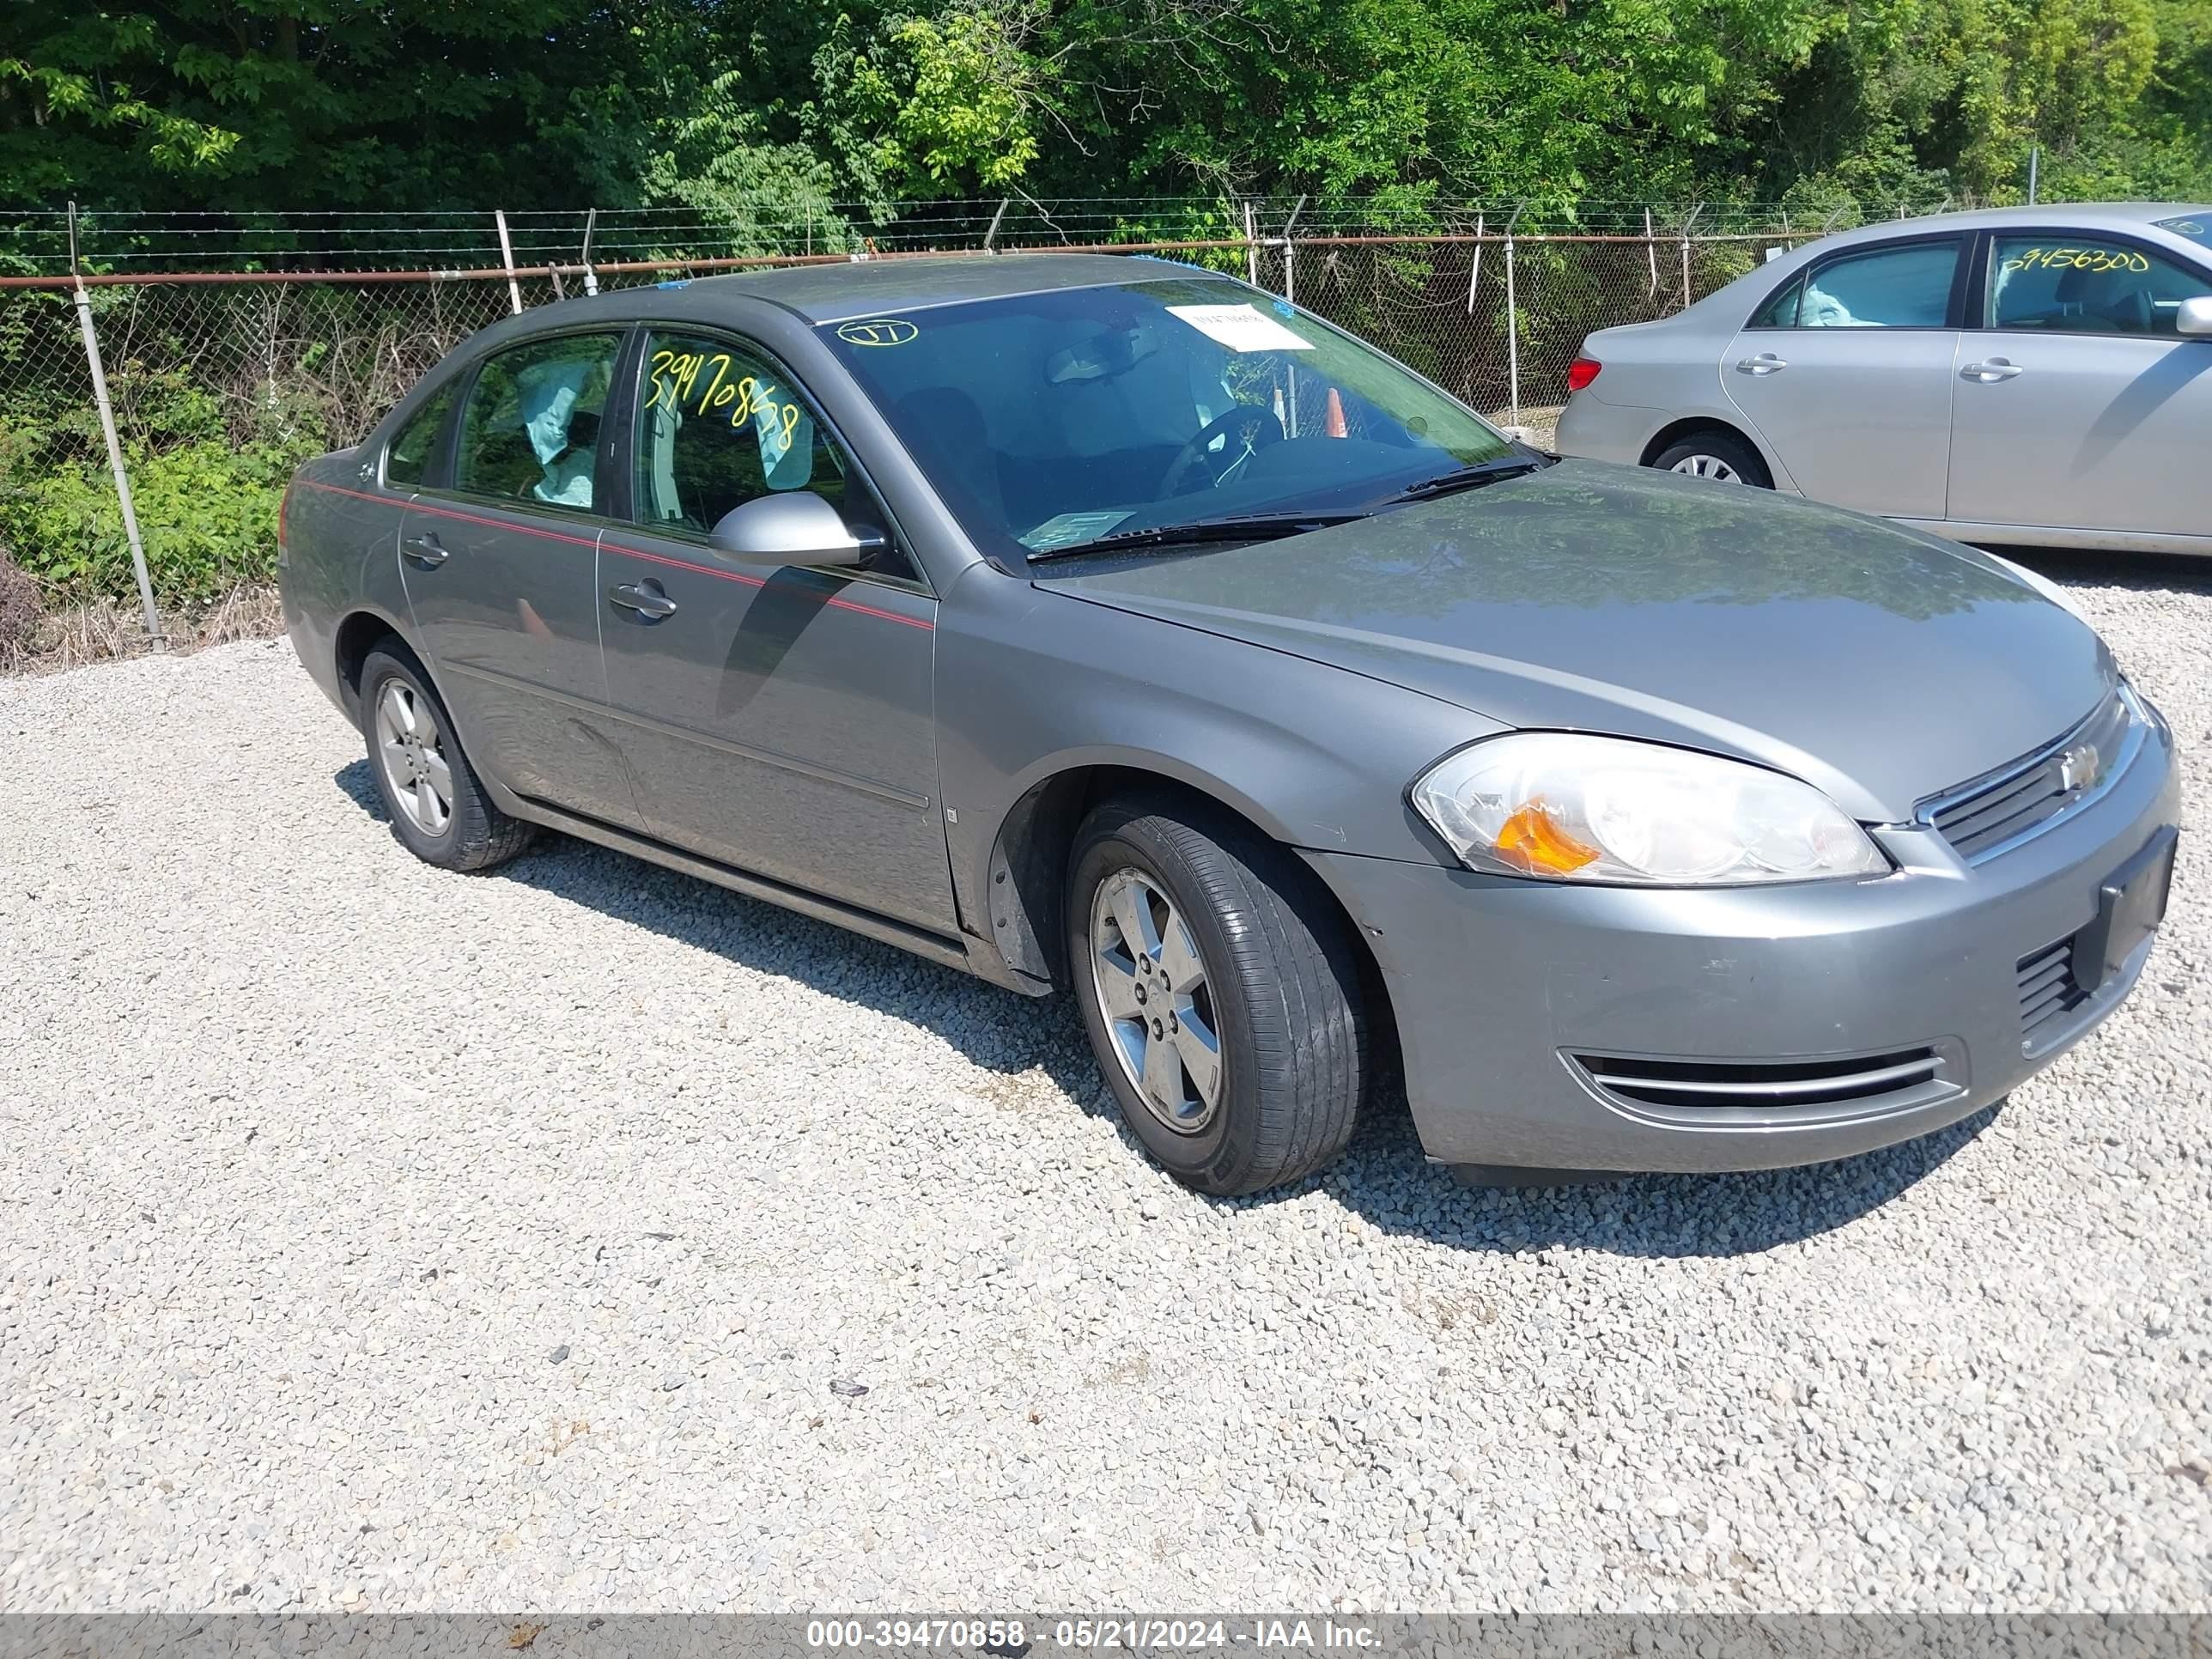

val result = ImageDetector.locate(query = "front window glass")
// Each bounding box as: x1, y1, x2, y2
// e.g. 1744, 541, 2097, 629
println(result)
1987, 236, 2212, 336
815, 277, 1513, 561
453, 332, 621, 509
1795, 241, 1959, 328
633, 331, 847, 530
385, 381, 456, 487
2153, 213, 2212, 252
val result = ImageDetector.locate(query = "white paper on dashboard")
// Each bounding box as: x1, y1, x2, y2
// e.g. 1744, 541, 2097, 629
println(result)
1165, 303, 1313, 353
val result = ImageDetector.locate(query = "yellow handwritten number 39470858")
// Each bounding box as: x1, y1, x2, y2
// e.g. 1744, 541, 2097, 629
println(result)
646, 349, 804, 450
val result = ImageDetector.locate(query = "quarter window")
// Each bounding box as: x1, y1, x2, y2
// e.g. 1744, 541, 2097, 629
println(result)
453, 332, 623, 509
1792, 241, 1960, 328
1986, 235, 2212, 337
633, 332, 848, 532
385, 381, 457, 488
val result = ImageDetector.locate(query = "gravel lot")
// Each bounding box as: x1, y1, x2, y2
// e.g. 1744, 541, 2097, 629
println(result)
3, 556, 2208, 1615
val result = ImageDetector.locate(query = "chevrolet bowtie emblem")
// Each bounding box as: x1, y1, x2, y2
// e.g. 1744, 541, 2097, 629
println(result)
2057, 743, 2100, 793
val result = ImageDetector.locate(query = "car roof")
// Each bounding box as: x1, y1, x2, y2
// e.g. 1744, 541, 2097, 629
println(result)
624, 252, 1199, 324
1812, 201, 2210, 250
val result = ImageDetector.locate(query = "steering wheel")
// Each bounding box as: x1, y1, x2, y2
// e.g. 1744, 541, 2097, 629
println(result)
1157, 404, 1285, 498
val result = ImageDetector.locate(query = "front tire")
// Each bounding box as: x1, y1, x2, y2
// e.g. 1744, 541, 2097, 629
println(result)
1650, 430, 1772, 488
358, 646, 534, 872
1067, 794, 1369, 1195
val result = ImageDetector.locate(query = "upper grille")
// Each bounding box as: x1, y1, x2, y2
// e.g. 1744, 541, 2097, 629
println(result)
1571, 1047, 1951, 1118
2016, 938, 2090, 1047
1923, 691, 2133, 862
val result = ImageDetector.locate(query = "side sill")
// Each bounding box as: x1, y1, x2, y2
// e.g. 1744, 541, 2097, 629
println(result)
497, 788, 981, 977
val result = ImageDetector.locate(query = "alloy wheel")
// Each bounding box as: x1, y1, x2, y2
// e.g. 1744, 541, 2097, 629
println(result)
1089, 866, 1224, 1134
374, 679, 454, 836
1668, 453, 1742, 483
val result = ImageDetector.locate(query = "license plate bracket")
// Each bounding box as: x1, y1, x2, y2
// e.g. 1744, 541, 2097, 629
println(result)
2071, 825, 2178, 996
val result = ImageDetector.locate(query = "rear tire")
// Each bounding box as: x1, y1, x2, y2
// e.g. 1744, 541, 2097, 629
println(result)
358, 646, 534, 872
1067, 793, 1369, 1195
1650, 430, 1772, 488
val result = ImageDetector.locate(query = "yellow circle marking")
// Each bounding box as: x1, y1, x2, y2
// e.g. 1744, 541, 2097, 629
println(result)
837, 318, 919, 347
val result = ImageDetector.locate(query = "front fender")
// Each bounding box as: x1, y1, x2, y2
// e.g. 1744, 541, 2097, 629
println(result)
935, 565, 1498, 969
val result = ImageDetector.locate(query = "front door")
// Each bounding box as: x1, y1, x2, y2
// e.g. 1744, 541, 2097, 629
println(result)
596, 328, 956, 933
1947, 232, 2212, 538
398, 327, 643, 827
1723, 235, 1966, 520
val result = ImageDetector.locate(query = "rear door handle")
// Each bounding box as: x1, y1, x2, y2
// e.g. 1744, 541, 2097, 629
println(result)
608, 581, 678, 621
402, 533, 449, 567
1735, 352, 1787, 374
1961, 358, 2023, 382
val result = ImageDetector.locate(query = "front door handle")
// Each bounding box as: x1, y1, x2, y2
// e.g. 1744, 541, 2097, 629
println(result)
1961, 358, 2024, 382
608, 580, 678, 621
1735, 352, 1788, 374
402, 533, 449, 567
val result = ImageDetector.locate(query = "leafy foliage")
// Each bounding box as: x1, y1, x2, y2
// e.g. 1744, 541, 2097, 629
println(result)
2, 0, 2203, 219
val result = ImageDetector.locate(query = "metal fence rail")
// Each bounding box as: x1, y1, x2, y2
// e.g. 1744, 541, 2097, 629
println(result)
0, 202, 1851, 638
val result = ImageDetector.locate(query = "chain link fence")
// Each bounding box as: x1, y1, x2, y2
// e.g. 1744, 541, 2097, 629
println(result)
0, 198, 1857, 640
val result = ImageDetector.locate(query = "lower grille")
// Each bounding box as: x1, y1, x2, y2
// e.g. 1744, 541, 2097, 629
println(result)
1571, 1047, 1949, 1115
2017, 938, 2090, 1044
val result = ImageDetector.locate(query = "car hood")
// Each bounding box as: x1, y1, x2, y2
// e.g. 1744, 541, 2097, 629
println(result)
1037, 461, 2114, 823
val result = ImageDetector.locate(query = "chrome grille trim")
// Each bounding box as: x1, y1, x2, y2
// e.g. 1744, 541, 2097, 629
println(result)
1917, 687, 2142, 864
1569, 1046, 1956, 1119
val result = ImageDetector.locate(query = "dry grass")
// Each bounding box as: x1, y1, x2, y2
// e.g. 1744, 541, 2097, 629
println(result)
2, 582, 287, 678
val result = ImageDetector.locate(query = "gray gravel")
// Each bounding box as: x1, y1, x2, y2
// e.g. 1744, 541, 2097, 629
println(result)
3, 559, 2209, 1614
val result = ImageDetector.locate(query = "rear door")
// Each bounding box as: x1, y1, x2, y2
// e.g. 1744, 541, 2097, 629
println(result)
1722, 234, 1967, 519
398, 327, 645, 829
596, 327, 955, 933
1946, 230, 2212, 538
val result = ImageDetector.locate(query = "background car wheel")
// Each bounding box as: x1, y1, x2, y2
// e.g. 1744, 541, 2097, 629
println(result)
1651, 431, 1772, 488
1067, 793, 1369, 1196
358, 646, 535, 872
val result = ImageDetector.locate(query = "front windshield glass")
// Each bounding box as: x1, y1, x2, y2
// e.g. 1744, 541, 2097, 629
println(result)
815, 274, 1515, 560
2154, 212, 2212, 252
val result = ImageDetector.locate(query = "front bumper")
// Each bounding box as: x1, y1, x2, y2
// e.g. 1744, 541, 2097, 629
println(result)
1306, 714, 2180, 1174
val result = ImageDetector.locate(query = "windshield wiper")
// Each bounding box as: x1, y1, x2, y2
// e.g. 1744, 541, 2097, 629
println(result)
1024, 509, 1369, 563
1370, 454, 1550, 506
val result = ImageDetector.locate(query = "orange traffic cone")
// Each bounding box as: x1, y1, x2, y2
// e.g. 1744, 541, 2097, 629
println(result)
1323, 386, 1347, 438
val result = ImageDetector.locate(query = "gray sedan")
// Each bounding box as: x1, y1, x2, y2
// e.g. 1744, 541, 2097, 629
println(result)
279, 254, 2179, 1194
1556, 204, 2212, 556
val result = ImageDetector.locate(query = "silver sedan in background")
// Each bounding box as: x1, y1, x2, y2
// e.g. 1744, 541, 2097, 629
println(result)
1556, 204, 2212, 556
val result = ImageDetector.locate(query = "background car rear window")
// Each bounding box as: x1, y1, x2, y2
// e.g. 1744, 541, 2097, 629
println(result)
1987, 235, 2212, 336
453, 332, 621, 509
385, 381, 457, 488
1792, 241, 1959, 328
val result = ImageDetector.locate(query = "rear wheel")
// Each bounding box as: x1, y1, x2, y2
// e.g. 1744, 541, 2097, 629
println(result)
1067, 794, 1369, 1195
1651, 430, 1772, 488
359, 646, 534, 872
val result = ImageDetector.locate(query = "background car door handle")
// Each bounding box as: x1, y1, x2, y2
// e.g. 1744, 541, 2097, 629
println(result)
1961, 359, 2024, 382
608, 581, 678, 620
401, 533, 448, 567
1734, 353, 1787, 374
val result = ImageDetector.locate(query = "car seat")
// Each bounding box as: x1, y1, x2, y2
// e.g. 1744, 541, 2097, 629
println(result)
895, 387, 1006, 528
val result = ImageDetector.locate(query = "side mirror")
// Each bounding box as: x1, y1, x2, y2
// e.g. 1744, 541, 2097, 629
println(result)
2177, 295, 2212, 337
707, 491, 885, 567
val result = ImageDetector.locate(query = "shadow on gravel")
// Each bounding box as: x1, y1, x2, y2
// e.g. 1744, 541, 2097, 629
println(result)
335, 758, 2000, 1260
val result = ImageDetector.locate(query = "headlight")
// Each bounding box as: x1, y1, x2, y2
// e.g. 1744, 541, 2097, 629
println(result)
1408, 733, 1889, 885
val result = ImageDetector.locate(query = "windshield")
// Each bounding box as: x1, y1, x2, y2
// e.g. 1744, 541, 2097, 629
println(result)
2154, 212, 2212, 253
814, 274, 1515, 561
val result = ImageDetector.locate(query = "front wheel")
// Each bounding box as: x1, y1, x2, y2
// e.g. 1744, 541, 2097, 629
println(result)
1650, 430, 1772, 488
1067, 795, 1370, 1195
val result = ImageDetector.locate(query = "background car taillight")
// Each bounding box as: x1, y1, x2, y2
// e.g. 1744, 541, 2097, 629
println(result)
1566, 356, 1601, 392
